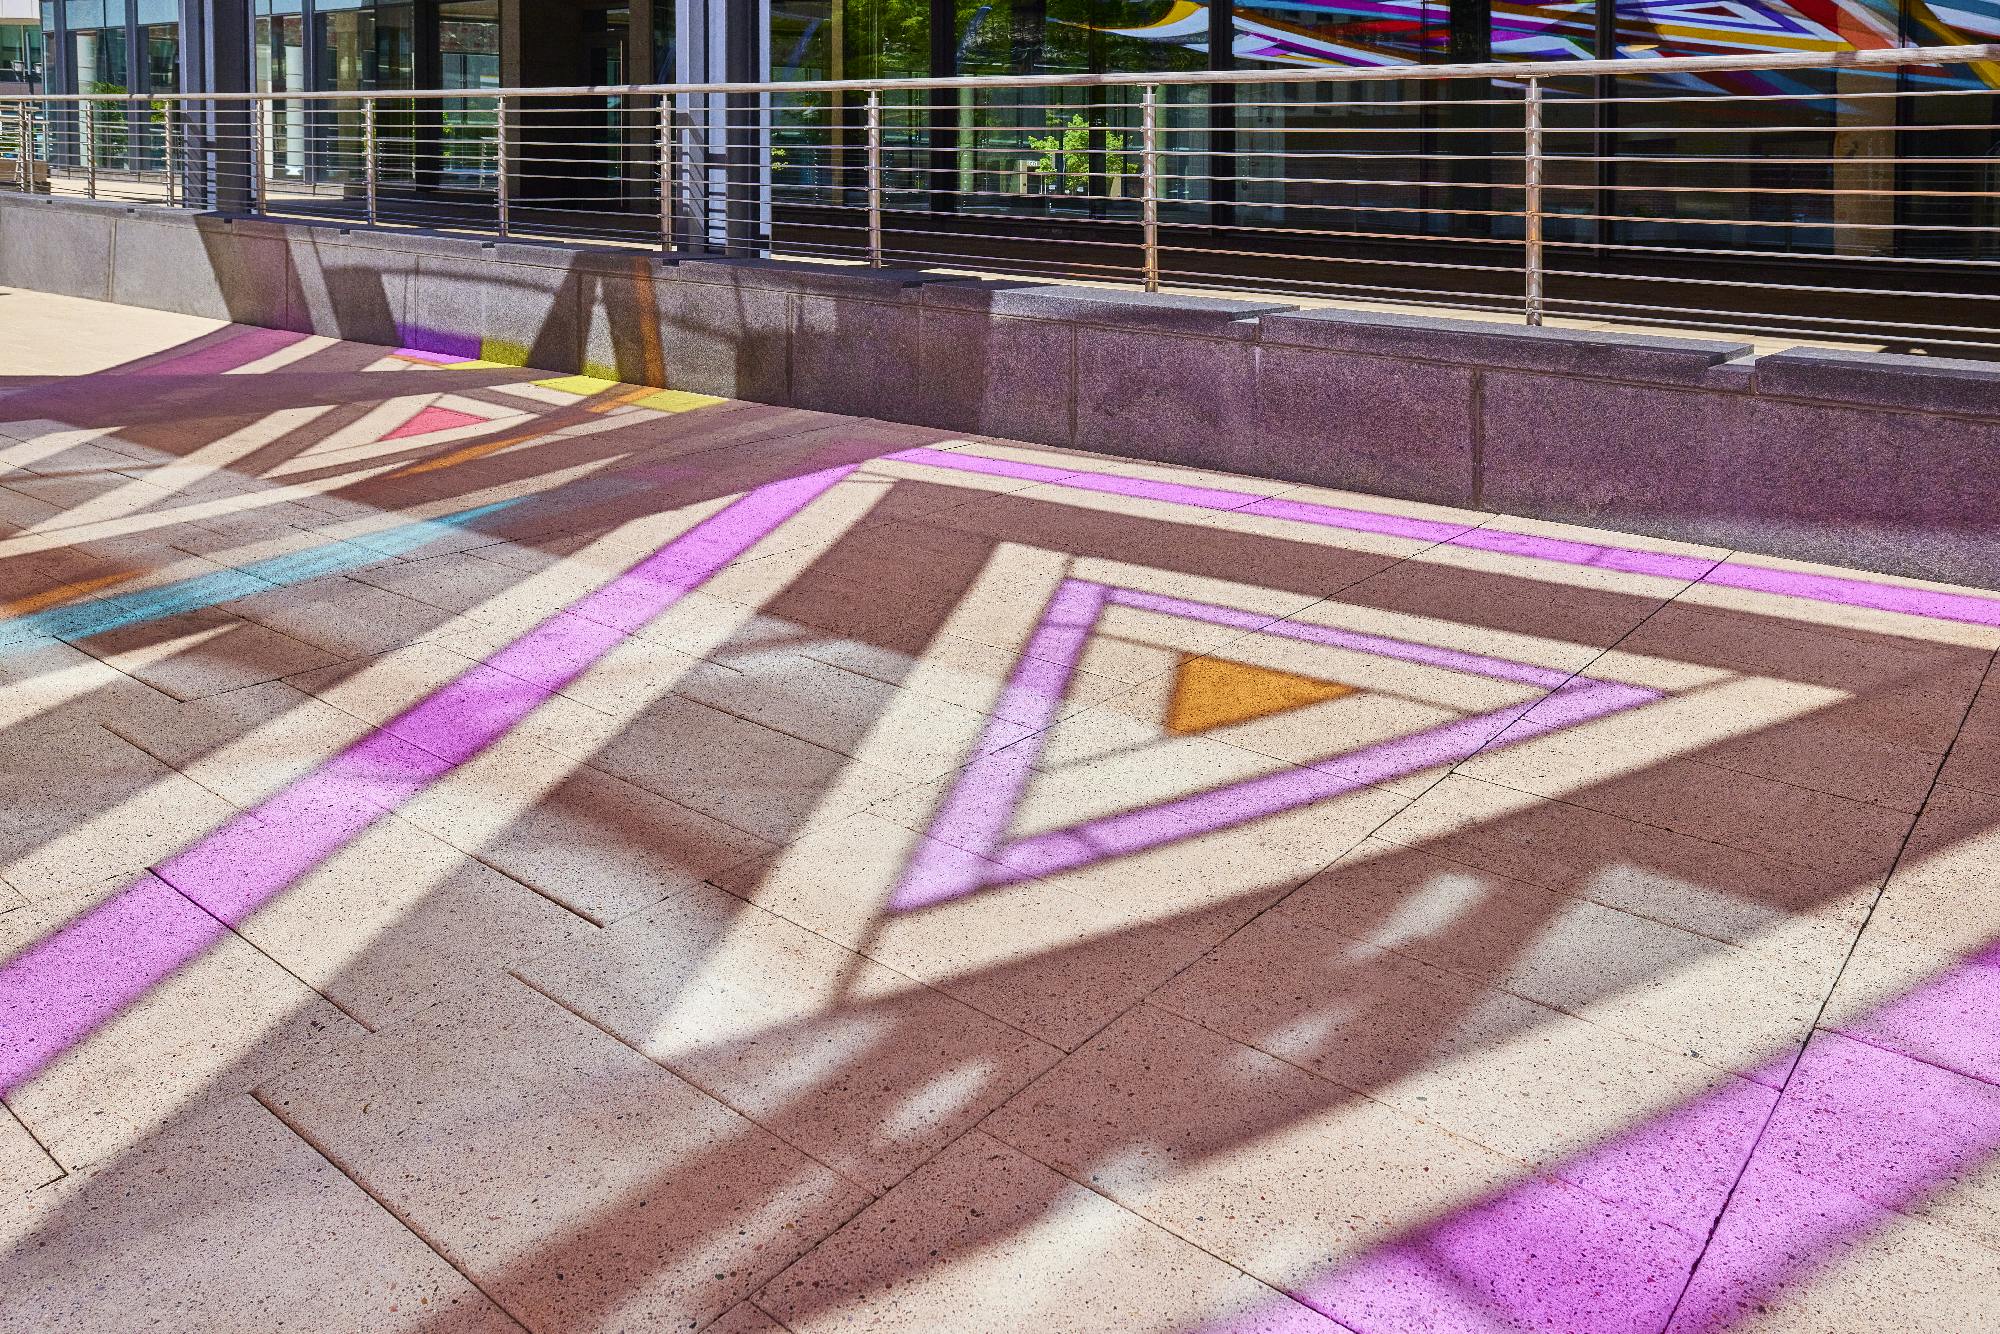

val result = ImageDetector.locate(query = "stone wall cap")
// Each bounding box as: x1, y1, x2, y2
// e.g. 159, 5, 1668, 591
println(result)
325, 228, 488, 260
474, 239, 657, 274
3, 193, 129, 220
1755, 346, 2000, 418
1259, 307, 1751, 381
925, 282, 1293, 336
673, 257, 965, 297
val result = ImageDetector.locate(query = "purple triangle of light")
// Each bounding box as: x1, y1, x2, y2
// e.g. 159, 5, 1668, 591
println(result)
887, 578, 1661, 911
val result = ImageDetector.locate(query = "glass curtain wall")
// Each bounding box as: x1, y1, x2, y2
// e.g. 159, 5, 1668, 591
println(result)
67, 0, 128, 166
38, 0, 175, 169
255, 0, 309, 179
771, 0, 1204, 222
1, 21, 45, 87
246, 0, 516, 199
438, 0, 497, 183
768, 0, 1996, 256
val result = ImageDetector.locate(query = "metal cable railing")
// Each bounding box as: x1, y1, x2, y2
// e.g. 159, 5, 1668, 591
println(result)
4, 44, 1999, 353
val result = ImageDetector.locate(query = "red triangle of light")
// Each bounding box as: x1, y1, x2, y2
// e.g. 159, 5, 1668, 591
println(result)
384, 404, 490, 441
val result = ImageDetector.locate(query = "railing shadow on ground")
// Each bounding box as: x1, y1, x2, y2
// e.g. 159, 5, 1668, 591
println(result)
0, 317, 1994, 1329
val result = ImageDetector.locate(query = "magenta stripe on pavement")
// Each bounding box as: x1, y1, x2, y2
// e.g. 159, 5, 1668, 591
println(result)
0, 876, 234, 1094
892, 447, 2000, 628
1195, 942, 2000, 1334
1702, 560, 2000, 627
0, 465, 857, 1095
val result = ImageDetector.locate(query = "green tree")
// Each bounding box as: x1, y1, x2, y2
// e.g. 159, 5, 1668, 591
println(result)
1027, 112, 1132, 192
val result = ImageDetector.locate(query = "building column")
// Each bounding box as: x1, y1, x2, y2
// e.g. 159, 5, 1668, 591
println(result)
179, 0, 254, 210
673, 0, 765, 255
1592, 0, 1617, 250
927, 0, 955, 216
628, 0, 653, 85
1208, 0, 1235, 227
1444, 0, 1493, 241
498, 0, 521, 85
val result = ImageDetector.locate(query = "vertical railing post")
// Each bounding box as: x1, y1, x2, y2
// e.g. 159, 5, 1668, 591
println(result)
865, 89, 883, 268
1141, 84, 1160, 293
12, 102, 24, 192
250, 98, 267, 214
363, 96, 378, 226
658, 95, 674, 256
84, 101, 97, 199
494, 94, 510, 238
163, 102, 176, 206
1523, 76, 1544, 327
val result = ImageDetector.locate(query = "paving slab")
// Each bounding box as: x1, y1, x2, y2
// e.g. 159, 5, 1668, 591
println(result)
518, 881, 1061, 1192
1280, 838, 1829, 1068
1151, 885, 1768, 1174
0, 724, 241, 900
718, 812, 1227, 1051
214, 815, 594, 1026
399, 741, 773, 924
0, 877, 362, 1170
1942, 660, 2000, 796
0, 1095, 520, 1334
757, 1131, 1337, 1333
0, 1104, 61, 1196
5, 295, 2000, 1331
985, 1005, 1542, 1285
64, 606, 342, 701
260, 980, 871, 1333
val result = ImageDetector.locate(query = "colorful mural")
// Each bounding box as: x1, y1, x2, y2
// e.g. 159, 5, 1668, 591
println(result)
1099, 0, 2000, 83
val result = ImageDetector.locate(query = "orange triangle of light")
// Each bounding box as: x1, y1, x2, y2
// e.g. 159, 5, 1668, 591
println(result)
1165, 655, 1357, 735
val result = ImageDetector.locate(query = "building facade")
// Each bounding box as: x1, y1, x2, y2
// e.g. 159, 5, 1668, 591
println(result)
25, 0, 2000, 265
1, 0, 45, 92
36, 0, 2000, 98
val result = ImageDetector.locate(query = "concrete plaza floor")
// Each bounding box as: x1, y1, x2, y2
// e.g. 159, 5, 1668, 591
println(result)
1, 288, 1999, 1333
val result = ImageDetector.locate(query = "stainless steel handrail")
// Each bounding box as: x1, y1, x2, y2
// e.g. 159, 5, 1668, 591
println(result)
6, 42, 1994, 100
5, 43, 1997, 354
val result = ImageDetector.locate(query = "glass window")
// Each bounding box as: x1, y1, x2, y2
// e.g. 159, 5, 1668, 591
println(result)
652, 0, 673, 80
582, 3, 627, 83
433, 0, 497, 183
315, 5, 376, 90
2, 25, 48, 83
72, 25, 127, 91
438, 0, 498, 90
375, 1, 414, 86
145, 22, 175, 91
257, 11, 305, 177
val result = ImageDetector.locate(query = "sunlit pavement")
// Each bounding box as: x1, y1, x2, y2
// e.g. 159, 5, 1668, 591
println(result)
1, 287, 1999, 1332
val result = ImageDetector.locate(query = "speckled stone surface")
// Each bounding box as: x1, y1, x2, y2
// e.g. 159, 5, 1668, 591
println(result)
3, 290, 2000, 1333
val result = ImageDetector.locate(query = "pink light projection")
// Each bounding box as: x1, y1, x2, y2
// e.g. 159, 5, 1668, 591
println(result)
886, 448, 2000, 628
381, 404, 495, 441
130, 327, 307, 378
1187, 935, 2000, 1334
0, 465, 858, 1096
887, 577, 1661, 911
